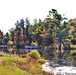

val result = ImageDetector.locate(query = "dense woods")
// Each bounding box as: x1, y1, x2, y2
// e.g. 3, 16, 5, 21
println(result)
0, 9, 76, 47
0, 9, 76, 75
0, 9, 76, 54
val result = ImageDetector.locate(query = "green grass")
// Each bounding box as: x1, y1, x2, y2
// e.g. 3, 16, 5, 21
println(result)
0, 54, 53, 75
0, 65, 28, 75
0, 55, 39, 75
0, 56, 29, 75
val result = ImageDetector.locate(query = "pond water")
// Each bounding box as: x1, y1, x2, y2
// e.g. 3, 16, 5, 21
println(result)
42, 61, 76, 75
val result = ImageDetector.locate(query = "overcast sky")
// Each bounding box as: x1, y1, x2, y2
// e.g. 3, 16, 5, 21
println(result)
0, 0, 76, 33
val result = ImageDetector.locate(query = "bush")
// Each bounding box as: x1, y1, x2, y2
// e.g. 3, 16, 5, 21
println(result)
21, 54, 27, 58
27, 50, 41, 59
0, 53, 4, 57
38, 58, 46, 64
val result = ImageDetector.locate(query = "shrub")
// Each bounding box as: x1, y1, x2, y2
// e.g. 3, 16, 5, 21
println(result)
38, 58, 46, 64
27, 50, 41, 59
0, 53, 4, 57
21, 54, 27, 58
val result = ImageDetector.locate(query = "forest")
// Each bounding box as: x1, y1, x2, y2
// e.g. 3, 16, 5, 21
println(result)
0, 9, 76, 75
0, 9, 76, 50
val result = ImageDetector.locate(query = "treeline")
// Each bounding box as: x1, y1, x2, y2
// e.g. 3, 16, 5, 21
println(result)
0, 9, 76, 52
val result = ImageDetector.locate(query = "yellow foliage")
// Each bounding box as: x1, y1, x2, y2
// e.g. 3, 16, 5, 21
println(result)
27, 50, 41, 59
8, 41, 14, 45
71, 50, 76, 54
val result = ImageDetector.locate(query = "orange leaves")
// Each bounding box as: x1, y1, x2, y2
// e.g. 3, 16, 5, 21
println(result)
40, 33, 46, 38
32, 40, 38, 46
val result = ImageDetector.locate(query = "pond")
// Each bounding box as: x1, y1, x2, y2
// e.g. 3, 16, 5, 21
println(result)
42, 61, 76, 75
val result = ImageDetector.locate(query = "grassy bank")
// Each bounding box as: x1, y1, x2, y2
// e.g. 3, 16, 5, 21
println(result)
0, 54, 53, 75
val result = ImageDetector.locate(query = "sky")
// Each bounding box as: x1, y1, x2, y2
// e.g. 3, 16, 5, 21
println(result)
0, 0, 76, 34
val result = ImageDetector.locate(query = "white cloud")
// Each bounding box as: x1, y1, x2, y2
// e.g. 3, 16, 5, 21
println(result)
0, 0, 76, 33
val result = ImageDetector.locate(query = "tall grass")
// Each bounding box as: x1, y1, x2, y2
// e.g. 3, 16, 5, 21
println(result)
0, 54, 54, 75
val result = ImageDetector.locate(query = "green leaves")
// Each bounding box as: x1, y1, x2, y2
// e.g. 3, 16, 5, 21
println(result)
27, 50, 41, 59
